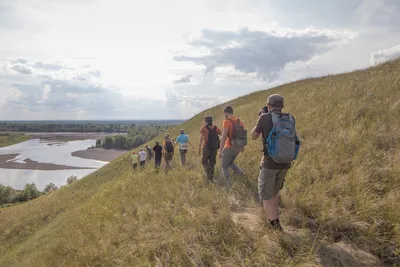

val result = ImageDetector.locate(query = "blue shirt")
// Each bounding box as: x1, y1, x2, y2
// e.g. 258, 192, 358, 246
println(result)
176, 134, 189, 144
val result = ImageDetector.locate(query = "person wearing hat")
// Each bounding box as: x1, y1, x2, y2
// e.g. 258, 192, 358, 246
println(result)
219, 105, 245, 187
251, 93, 295, 231
162, 133, 174, 172
175, 129, 195, 166
199, 116, 222, 182
131, 151, 139, 170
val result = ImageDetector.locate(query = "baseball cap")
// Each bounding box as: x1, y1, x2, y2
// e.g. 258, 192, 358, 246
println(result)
267, 94, 284, 107
223, 105, 233, 114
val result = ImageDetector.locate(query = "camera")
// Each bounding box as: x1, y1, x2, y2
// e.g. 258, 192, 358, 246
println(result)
258, 106, 269, 116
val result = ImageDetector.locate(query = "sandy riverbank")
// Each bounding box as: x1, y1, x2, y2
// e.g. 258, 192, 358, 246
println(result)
71, 148, 126, 162
0, 154, 96, 170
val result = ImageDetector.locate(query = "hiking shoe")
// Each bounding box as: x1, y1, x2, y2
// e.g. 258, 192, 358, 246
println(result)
269, 218, 283, 231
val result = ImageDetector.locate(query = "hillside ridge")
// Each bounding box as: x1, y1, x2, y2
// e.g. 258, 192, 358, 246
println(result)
1, 60, 399, 266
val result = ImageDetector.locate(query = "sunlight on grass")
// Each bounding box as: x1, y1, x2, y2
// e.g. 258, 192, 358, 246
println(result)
1, 60, 399, 266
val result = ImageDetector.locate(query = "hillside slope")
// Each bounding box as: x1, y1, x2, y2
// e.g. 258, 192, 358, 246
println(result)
1, 60, 400, 266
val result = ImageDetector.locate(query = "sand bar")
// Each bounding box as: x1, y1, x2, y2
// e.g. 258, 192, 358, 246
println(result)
71, 148, 126, 162
0, 154, 96, 170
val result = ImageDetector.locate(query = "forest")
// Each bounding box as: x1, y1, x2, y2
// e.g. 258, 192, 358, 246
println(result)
96, 123, 171, 149
0, 120, 183, 133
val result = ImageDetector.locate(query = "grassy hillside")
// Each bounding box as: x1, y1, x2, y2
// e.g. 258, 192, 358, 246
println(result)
1, 60, 400, 266
0, 133, 30, 147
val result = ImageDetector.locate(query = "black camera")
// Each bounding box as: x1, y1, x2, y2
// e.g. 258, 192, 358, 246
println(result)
258, 106, 269, 116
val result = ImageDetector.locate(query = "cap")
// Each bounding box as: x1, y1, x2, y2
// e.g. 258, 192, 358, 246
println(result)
267, 94, 284, 107
164, 133, 170, 139
179, 129, 184, 134
204, 115, 213, 122
223, 105, 233, 114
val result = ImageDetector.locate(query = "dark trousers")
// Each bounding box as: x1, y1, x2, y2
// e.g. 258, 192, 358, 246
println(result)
201, 147, 217, 181
140, 161, 146, 167
155, 157, 162, 168
179, 149, 188, 165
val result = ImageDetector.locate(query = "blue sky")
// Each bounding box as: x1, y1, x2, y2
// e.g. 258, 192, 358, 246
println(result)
1, 0, 400, 120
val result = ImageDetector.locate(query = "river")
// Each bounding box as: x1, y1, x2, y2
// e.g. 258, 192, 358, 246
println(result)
0, 139, 108, 190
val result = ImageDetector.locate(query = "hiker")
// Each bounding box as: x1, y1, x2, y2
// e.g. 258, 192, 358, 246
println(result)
153, 141, 163, 169
175, 129, 195, 166
162, 134, 174, 171
219, 105, 247, 187
145, 145, 153, 161
131, 152, 139, 169
251, 94, 300, 231
199, 116, 222, 182
138, 148, 147, 167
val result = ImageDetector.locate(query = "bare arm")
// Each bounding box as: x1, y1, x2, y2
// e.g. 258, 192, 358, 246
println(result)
198, 134, 203, 154
219, 128, 228, 154
251, 126, 261, 140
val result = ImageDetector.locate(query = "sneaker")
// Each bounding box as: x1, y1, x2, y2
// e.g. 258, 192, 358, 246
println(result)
269, 218, 283, 231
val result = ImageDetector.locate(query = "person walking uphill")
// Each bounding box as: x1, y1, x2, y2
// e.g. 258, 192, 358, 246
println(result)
145, 145, 153, 162
199, 116, 222, 182
175, 129, 195, 166
138, 148, 147, 167
153, 142, 163, 169
251, 94, 300, 231
131, 152, 139, 170
162, 134, 174, 172
219, 105, 247, 187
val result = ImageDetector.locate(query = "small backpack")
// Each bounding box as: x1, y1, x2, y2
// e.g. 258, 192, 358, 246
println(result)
229, 119, 247, 149
164, 139, 174, 153
266, 113, 301, 164
206, 126, 220, 149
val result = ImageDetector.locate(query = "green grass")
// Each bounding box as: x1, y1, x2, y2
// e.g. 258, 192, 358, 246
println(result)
1, 60, 400, 266
0, 133, 31, 147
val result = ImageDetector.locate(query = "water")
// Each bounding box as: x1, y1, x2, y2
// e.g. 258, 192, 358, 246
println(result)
0, 139, 107, 190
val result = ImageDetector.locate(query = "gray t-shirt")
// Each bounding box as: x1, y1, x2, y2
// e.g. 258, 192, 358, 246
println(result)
254, 111, 293, 169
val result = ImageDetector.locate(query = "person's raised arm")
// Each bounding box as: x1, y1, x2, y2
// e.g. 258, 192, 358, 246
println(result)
251, 115, 264, 140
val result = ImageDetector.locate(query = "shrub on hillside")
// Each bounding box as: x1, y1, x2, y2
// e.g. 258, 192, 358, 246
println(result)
44, 183, 58, 193
0, 184, 18, 205
66, 176, 78, 185
20, 183, 42, 201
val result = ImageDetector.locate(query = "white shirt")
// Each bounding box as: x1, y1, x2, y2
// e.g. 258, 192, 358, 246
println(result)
138, 151, 147, 161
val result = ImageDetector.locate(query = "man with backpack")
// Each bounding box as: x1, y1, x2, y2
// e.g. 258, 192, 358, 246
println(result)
199, 116, 222, 182
251, 94, 300, 231
145, 145, 153, 162
175, 129, 195, 166
153, 141, 163, 169
162, 133, 174, 171
220, 106, 247, 187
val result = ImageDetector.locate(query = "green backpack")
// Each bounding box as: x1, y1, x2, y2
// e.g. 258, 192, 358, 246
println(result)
229, 118, 247, 149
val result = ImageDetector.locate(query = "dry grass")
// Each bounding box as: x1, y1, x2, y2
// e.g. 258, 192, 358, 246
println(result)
0, 133, 30, 147
1, 60, 400, 266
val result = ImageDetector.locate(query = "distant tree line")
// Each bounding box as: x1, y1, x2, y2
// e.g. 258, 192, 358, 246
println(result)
96, 124, 170, 149
0, 175, 78, 207
0, 120, 181, 133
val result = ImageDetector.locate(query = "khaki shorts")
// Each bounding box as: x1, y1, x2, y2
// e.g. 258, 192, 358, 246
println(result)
258, 167, 288, 200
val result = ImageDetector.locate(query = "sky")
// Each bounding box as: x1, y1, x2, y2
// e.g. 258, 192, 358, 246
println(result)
1, 0, 400, 120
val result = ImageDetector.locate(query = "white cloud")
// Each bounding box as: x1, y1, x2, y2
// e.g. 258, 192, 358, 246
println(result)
370, 44, 400, 65
1, 0, 400, 119
174, 27, 355, 81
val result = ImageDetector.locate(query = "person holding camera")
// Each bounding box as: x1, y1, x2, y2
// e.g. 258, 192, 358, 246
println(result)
251, 94, 300, 231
